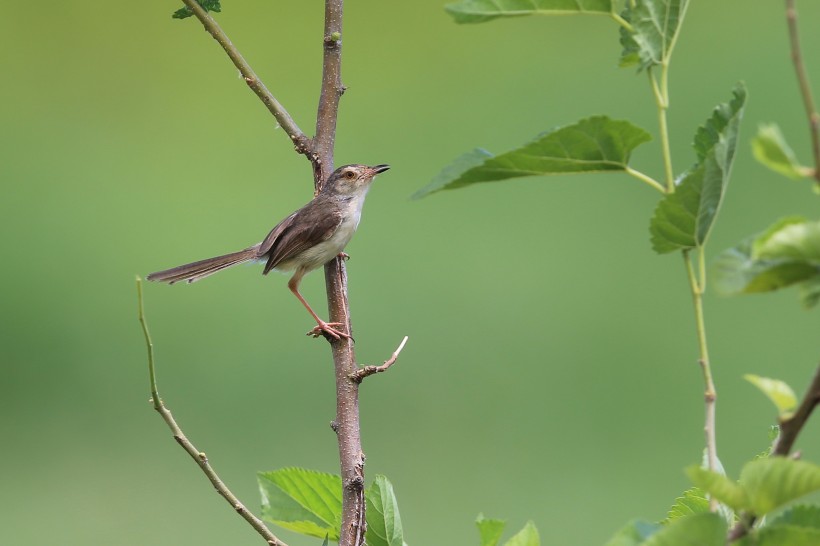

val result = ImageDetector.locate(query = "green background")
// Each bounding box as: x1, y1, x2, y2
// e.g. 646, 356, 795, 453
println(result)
2, 1, 819, 544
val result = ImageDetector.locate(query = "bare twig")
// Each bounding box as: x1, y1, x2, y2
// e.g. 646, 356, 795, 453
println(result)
726, 363, 820, 542
180, 0, 310, 155
351, 336, 409, 383
137, 278, 288, 546
785, 0, 820, 183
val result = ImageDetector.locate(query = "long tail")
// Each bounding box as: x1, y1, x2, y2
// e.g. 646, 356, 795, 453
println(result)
146, 244, 261, 284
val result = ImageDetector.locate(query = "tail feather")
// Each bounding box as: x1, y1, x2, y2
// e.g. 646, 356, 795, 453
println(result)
147, 245, 260, 284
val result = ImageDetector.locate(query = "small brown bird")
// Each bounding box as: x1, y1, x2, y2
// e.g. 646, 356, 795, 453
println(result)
147, 164, 390, 340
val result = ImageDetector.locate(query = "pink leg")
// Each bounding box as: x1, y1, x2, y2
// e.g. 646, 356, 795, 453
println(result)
288, 275, 350, 340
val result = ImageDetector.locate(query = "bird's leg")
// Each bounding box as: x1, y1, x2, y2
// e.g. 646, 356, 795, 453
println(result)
288, 276, 350, 340
338, 252, 350, 260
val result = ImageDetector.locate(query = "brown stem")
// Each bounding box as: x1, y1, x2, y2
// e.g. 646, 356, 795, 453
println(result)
351, 336, 409, 383
785, 0, 820, 183
180, 0, 310, 155
313, 0, 345, 190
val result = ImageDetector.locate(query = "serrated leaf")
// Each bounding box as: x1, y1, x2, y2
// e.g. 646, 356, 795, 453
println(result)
173, 0, 222, 20
604, 520, 662, 546
643, 513, 726, 546
366, 475, 404, 546
476, 514, 506, 546
739, 524, 820, 546
769, 505, 820, 529
664, 487, 710, 523
258, 468, 342, 540
714, 218, 820, 307
650, 84, 746, 253
445, 0, 613, 24
752, 124, 811, 180
686, 466, 749, 511
619, 0, 688, 70
739, 458, 820, 516
744, 374, 798, 418
413, 116, 651, 198
503, 521, 539, 546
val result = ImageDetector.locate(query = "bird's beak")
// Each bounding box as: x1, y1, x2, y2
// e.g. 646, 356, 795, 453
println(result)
370, 164, 390, 174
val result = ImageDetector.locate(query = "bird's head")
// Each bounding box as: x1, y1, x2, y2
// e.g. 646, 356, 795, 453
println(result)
322, 164, 390, 198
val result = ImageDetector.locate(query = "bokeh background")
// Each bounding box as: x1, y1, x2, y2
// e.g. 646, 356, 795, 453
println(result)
2, 1, 820, 544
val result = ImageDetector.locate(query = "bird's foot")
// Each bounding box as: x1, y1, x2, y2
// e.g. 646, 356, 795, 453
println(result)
307, 321, 352, 341
338, 252, 350, 261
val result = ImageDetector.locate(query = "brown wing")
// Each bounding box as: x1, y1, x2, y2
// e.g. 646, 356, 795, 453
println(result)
259, 199, 343, 274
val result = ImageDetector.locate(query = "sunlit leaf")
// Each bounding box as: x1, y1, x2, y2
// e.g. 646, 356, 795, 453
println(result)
643, 513, 726, 546
769, 505, 820, 529
739, 458, 820, 516
503, 521, 539, 546
604, 520, 662, 546
445, 0, 612, 24
744, 374, 798, 418
619, 0, 688, 70
173, 0, 222, 19
476, 514, 506, 546
649, 84, 746, 253
714, 217, 820, 307
686, 466, 748, 512
413, 116, 651, 198
739, 525, 820, 546
752, 124, 811, 180
664, 487, 710, 523
366, 475, 404, 546
258, 468, 342, 540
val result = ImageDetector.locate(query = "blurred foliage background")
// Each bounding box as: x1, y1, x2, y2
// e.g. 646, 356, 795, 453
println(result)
2, 1, 820, 544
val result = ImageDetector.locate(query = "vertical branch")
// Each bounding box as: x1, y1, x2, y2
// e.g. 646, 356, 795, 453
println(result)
785, 0, 820, 183
312, 2, 367, 545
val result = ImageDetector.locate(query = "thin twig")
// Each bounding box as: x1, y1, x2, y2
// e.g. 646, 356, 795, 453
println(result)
351, 336, 409, 383
180, 0, 311, 156
785, 0, 820, 183
727, 363, 820, 542
137, 278, 288, 546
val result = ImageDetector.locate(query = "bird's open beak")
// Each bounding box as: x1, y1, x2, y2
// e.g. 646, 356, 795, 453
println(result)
370, 164, 390, 174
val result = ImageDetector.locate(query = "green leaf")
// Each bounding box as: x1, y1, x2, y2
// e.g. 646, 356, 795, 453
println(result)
740, 524, 820, 546
739, 458, 820, 516
664, 487, 710, 523
649, 84, 746, 253
413, 116, 651, 198
444, 0, 613, 24
503, 521, 539, 546
643, 513, 726, 546
752, 124, 811, 180
686, 466, 749, 511
476, 514, 506, 546
714, 218, 820, 307
769, 505, 820, 529
604, 520, 662, 546
258, 468, 342, 540
173, 0, 222, 20
744, 374, 798, 418
619, 0, 688, 70
366, 475, 404, 546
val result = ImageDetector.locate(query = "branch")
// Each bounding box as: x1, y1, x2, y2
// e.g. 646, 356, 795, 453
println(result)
351, 336, 409, 383
137, 278, 288, 546
180, 0, 310, 156
785, 0, 820, 183
727, 363, 820, 542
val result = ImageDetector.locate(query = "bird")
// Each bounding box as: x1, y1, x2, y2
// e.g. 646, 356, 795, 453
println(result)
147, 163, 390, 340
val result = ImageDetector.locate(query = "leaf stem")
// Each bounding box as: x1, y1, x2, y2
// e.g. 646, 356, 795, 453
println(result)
625, 166, 666, 193
785, 0, 820, 184
179, 0, 310, 155
683, 249, 719, 505
609, 11, 633, 32
649, 67, 675, 192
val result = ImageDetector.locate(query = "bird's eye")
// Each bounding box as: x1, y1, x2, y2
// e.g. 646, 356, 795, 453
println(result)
344, 170, 355, 179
